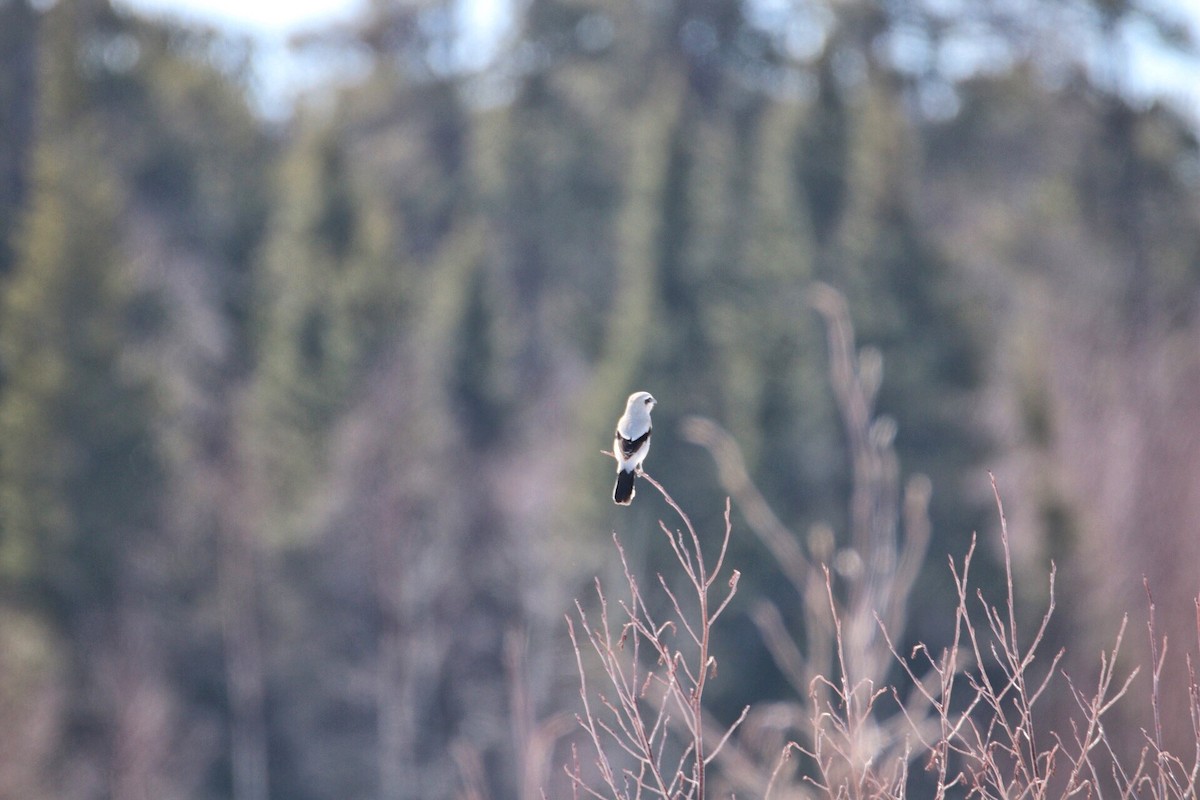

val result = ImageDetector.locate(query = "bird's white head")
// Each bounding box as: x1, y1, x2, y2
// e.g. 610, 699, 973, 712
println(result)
627, 391, 656, 413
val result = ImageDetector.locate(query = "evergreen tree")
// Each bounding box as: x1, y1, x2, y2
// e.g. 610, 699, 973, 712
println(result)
250, 114, 403, 536
0, 2, 275, 796
0, 5, 174, 795
0, 0, 37, 278
0, 0, 163, 632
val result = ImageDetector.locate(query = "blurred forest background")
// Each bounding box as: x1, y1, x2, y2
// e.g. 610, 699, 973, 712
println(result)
1, 0, 1199, 797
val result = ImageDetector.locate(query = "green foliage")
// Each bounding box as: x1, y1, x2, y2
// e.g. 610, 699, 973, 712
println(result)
249, 116, 404, 534
451, 264, 506, 448
0, 35, 163, 621
0, 5, 275, 797
0, 0, 37, 278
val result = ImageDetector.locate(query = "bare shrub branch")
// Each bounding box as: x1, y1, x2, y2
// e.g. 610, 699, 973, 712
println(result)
679, 282, 935, 796
567, 474, 741, 799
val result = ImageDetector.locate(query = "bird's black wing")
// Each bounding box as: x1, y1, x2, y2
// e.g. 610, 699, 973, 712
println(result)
616, 427, 651, 459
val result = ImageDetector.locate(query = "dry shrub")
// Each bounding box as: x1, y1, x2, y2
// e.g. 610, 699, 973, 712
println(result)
566, 285, 1200, 799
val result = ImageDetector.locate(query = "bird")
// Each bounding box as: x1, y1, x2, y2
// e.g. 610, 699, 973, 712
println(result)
613, 391, 655, 505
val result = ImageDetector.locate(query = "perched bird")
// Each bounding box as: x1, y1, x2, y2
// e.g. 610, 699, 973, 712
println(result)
613, 391, 656, 505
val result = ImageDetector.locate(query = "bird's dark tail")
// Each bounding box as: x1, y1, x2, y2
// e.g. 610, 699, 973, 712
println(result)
613, 469, 636, 505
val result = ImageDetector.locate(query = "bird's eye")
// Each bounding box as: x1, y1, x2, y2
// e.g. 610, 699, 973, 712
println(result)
644, 398, 653, 405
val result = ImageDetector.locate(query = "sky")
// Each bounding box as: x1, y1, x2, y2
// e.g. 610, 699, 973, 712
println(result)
116, 0, 1200, 123
113, 0, 511, 115
117, 0, 366, 33
112, 0, 365, 115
